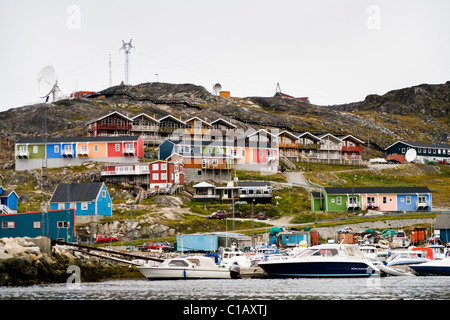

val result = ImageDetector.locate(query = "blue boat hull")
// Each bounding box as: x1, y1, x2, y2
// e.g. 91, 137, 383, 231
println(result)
409, 265, 450, 276
259, 261, 376, 278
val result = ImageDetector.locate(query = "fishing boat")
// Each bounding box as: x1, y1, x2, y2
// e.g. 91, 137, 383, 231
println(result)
409, 256, 450, 276
220, 245, 251, 269
258, 243, 379, 278
137, 255, 239, 280
391, 229, 410, 248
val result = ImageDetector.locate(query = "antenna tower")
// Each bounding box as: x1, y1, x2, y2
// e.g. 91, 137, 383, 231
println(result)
119, 39, 135, 85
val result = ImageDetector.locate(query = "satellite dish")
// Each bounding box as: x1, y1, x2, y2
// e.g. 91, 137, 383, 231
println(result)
405, 149, 417, 162
37, 65, 57, 98
213, 83, 222, 95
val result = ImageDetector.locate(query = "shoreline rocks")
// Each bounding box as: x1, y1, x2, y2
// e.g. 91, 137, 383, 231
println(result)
0, 237, 143, 286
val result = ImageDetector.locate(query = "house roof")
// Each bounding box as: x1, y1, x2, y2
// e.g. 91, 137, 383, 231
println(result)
435, 214, 450, 229
88, 111, 133, 123
185, 117, 211, 126
316, 133, 341, 142
209, 118, 237, 129
297, 132, 321, 141
16, 136, 141, 144
158, 115, 186, 125
131, 113, 159, 123
0, 189, 18, 198
236, 181, 271, 187
193, 182, 216, 188
324, 186, 431, 195
337, 135, 365, 144
277, 131, 299, 140
385, 140, 450, 151
50, 182, 106, 202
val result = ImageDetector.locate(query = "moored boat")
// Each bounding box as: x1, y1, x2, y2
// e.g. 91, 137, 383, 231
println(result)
137, 255, 239, 280
258, 243, 379, 278
409, 256, 450, 276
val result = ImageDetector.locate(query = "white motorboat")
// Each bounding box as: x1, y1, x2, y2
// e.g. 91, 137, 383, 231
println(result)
137, 255, 239, 280
385, 250, 430, 267
249, 244, 290, 267
409, 256, 450, 276
378, 264, 416, 277
220, 246, 251, 269
258, 243, 379, 278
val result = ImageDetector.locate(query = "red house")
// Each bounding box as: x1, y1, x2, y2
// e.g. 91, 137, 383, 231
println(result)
101, 160, 184, 193
87, 111, 133, 137
338, 135, 364, 163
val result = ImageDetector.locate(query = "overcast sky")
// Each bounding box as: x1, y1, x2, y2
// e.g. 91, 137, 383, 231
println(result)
0, 0, 449, 112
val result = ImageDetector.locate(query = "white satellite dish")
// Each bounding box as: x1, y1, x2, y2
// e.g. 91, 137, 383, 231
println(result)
37, 65, 57, 99
405, 149, 417, 162
213, 83, 222, 95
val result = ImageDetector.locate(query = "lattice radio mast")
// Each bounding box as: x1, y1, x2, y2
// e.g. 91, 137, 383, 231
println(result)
119, 39, 135, 85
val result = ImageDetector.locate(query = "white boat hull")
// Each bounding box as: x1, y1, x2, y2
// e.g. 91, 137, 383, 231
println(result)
138, 266, 233, 280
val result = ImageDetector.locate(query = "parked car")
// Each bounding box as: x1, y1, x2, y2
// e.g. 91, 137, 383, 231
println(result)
206, 211, 227, 220
138, 241, 173, 252
257, 212, 267, 220
96, 235, 119, 244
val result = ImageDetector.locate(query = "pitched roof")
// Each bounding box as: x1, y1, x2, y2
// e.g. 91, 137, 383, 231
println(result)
324, 186, 431, 195
89, 111, 133, 123
209, 118, 237, 129
435, 214, 450, 229
16, 136, 141, 144
50, 182, 105, 202
236, 181, 271, 187
385, 140, 450, 151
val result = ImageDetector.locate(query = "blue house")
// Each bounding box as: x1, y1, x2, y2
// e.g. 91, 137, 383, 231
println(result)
49, 182, 112, 219
0, 185, 19, 214
0, 209, 76, 242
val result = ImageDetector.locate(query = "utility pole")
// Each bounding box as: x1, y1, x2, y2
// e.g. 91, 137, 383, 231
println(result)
109, 54, 112, 87
119, 39, 135, 85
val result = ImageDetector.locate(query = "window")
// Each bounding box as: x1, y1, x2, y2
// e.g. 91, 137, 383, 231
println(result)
57, 221, 70, 229
54, 145, 59, 153
418, 196, 427, 204
80, 145, 88, 153
125, 143, 134, 151
401, 148, 405, 153
161, 163, 167, 170
161, 173, 167, 180
242, 149, 245, 157
94, 144, 99, 152
115, 144, 120, 151
259, 150, 263, 157
1, 221, 15, 229
33, 146, 38, 154
406, 196, 411, 204
33, 221, 41, 229
58, 203, 65, 210
382, 197, 387, 204
102, 190, 106, 198
152, 163, 159, 170
81, 202, 88, 210
152, 173, 159, 180
69, 203, 76, 209
367, 197, 375, 204
336, 197, 342, 205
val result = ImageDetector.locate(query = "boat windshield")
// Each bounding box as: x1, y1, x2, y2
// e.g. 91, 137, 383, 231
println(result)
295, 248, 339, 258
168, 259, 190, 267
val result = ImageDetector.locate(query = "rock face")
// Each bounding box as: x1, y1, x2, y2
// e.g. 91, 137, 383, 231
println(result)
0, 237, 138, 286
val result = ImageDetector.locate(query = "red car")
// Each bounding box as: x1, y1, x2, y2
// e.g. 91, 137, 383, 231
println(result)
139, 241, 173, 252
206, 211, 227, 220
96, 235, 119, 244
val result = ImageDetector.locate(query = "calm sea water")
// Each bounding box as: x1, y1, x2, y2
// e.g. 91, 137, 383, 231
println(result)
1, 277, 449, 300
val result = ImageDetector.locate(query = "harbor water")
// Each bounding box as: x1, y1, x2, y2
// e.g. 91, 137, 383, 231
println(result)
1, 276, 449, 300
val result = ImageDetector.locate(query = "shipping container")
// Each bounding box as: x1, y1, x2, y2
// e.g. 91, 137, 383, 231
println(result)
176, 234, 218, 252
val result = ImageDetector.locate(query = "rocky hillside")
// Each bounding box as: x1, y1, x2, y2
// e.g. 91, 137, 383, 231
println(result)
1, 81, 449, 163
